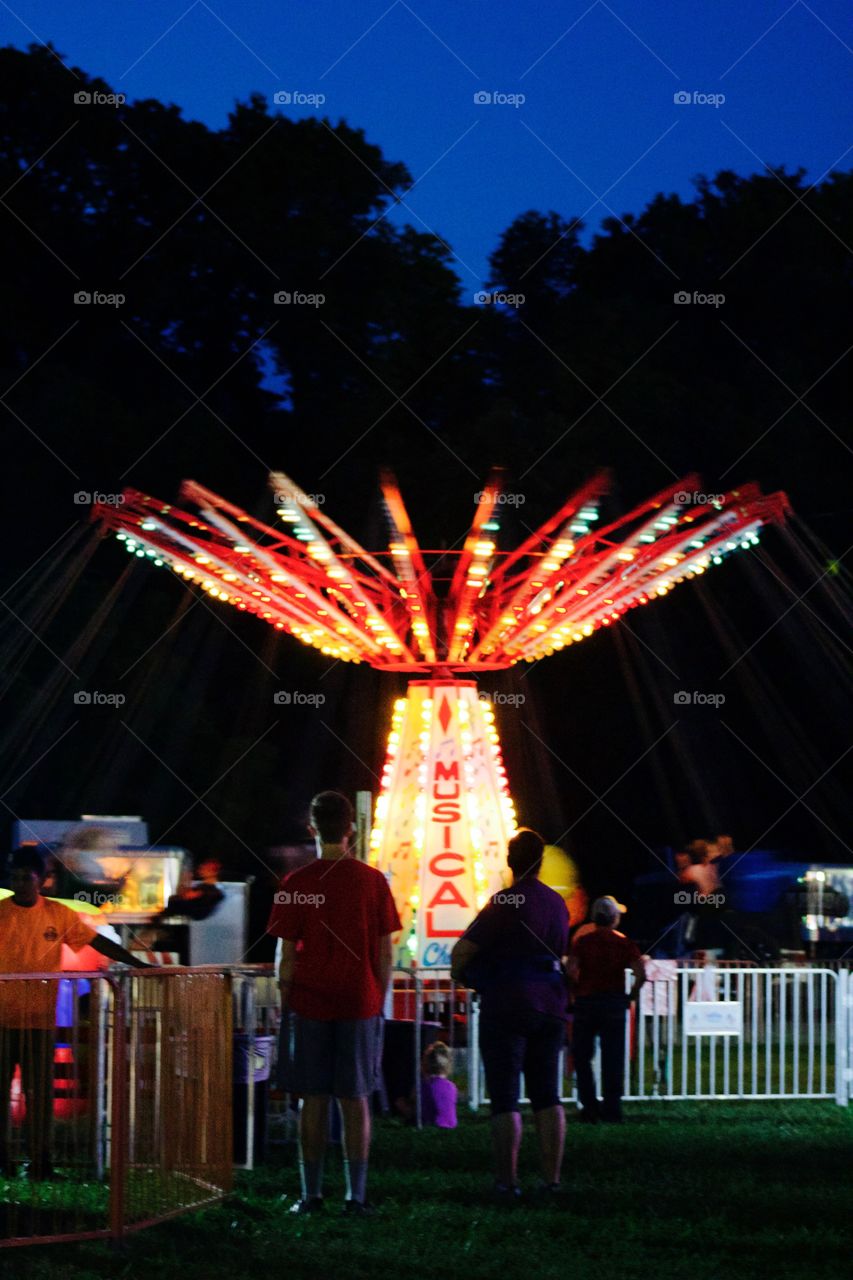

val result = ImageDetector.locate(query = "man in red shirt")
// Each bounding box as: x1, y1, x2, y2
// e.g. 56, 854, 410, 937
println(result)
267, 792, 400, 1216
570, 895, 645, 1124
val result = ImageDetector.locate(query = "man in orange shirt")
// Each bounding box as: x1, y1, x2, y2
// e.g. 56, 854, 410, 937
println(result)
0, 848, 147, 1179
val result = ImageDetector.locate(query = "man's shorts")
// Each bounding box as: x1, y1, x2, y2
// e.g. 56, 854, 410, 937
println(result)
479, 1007, 565, 1116
278, 1012, 384, 1098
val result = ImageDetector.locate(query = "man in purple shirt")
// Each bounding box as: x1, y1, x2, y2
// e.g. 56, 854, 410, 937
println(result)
451, 829, 569, 1201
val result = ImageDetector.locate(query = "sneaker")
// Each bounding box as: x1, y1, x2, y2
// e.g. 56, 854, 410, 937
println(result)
533, 1182, 567, 1204
492, 1182, 522, 1205
289, 1197, 324, 1216
343, 1199, 378, 1217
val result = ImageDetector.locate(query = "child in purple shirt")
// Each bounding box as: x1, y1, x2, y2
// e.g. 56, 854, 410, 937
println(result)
419, 1041, 458, 1128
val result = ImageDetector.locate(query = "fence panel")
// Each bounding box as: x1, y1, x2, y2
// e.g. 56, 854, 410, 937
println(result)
624, 966, 841, 1101
1, 968, 233, 1250
230, 968, 278, 1169
115, 970, 233, 1232
1, 973, 114, 1245
837, 967, 851, 1107
461, 965, 849, 1110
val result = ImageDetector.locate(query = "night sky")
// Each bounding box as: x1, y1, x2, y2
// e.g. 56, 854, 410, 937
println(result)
1, 0, 850, 282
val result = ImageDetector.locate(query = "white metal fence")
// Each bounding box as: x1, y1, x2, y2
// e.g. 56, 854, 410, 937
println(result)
624, 964, 849, 1104
464, 965, 851, 1109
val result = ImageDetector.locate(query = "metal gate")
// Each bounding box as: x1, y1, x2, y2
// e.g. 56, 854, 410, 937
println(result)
466, 965, 852, 1108
1, 968, 233, 1249
624, 964, 849, 1103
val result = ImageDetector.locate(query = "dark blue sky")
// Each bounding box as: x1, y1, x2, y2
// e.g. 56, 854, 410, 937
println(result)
2, 0, 851, 286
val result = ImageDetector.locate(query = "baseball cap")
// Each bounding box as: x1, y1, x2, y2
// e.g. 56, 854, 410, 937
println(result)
591, 894, 627, 923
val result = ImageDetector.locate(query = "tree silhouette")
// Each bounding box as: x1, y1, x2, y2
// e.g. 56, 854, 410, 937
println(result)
0, 44, 849, 870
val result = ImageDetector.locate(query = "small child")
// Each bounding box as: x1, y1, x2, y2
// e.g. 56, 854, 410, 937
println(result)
419, 1041, 458, 1129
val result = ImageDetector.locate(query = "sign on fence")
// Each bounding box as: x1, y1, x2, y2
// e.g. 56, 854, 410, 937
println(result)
684, 1001, 742, 1035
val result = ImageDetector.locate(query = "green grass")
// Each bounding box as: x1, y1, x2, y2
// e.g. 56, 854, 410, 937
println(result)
622, 1042, 837, 1098
4, 1103, 852, 1280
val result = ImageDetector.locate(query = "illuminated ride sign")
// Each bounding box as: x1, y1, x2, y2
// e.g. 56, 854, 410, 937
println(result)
369, 681, 514, 967
94, 467, 789, 967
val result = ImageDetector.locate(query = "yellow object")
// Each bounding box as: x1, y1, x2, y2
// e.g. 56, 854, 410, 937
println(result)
539, 845, 579, 900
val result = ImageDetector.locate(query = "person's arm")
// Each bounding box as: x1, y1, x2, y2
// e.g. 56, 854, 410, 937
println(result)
450, 937, 480, 983
89, 933, 150, 968
169, 885, 225, 921
278, 938, 297, 1009
628, 955, 646, 1001
449, 895, 504, 983
377, 933, 394, 1001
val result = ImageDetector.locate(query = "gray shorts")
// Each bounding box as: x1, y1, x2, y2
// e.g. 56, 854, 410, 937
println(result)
278, 1012, 385, 1098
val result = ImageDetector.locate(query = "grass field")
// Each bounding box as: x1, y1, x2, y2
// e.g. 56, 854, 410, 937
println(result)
5, 1102, 852, 1280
